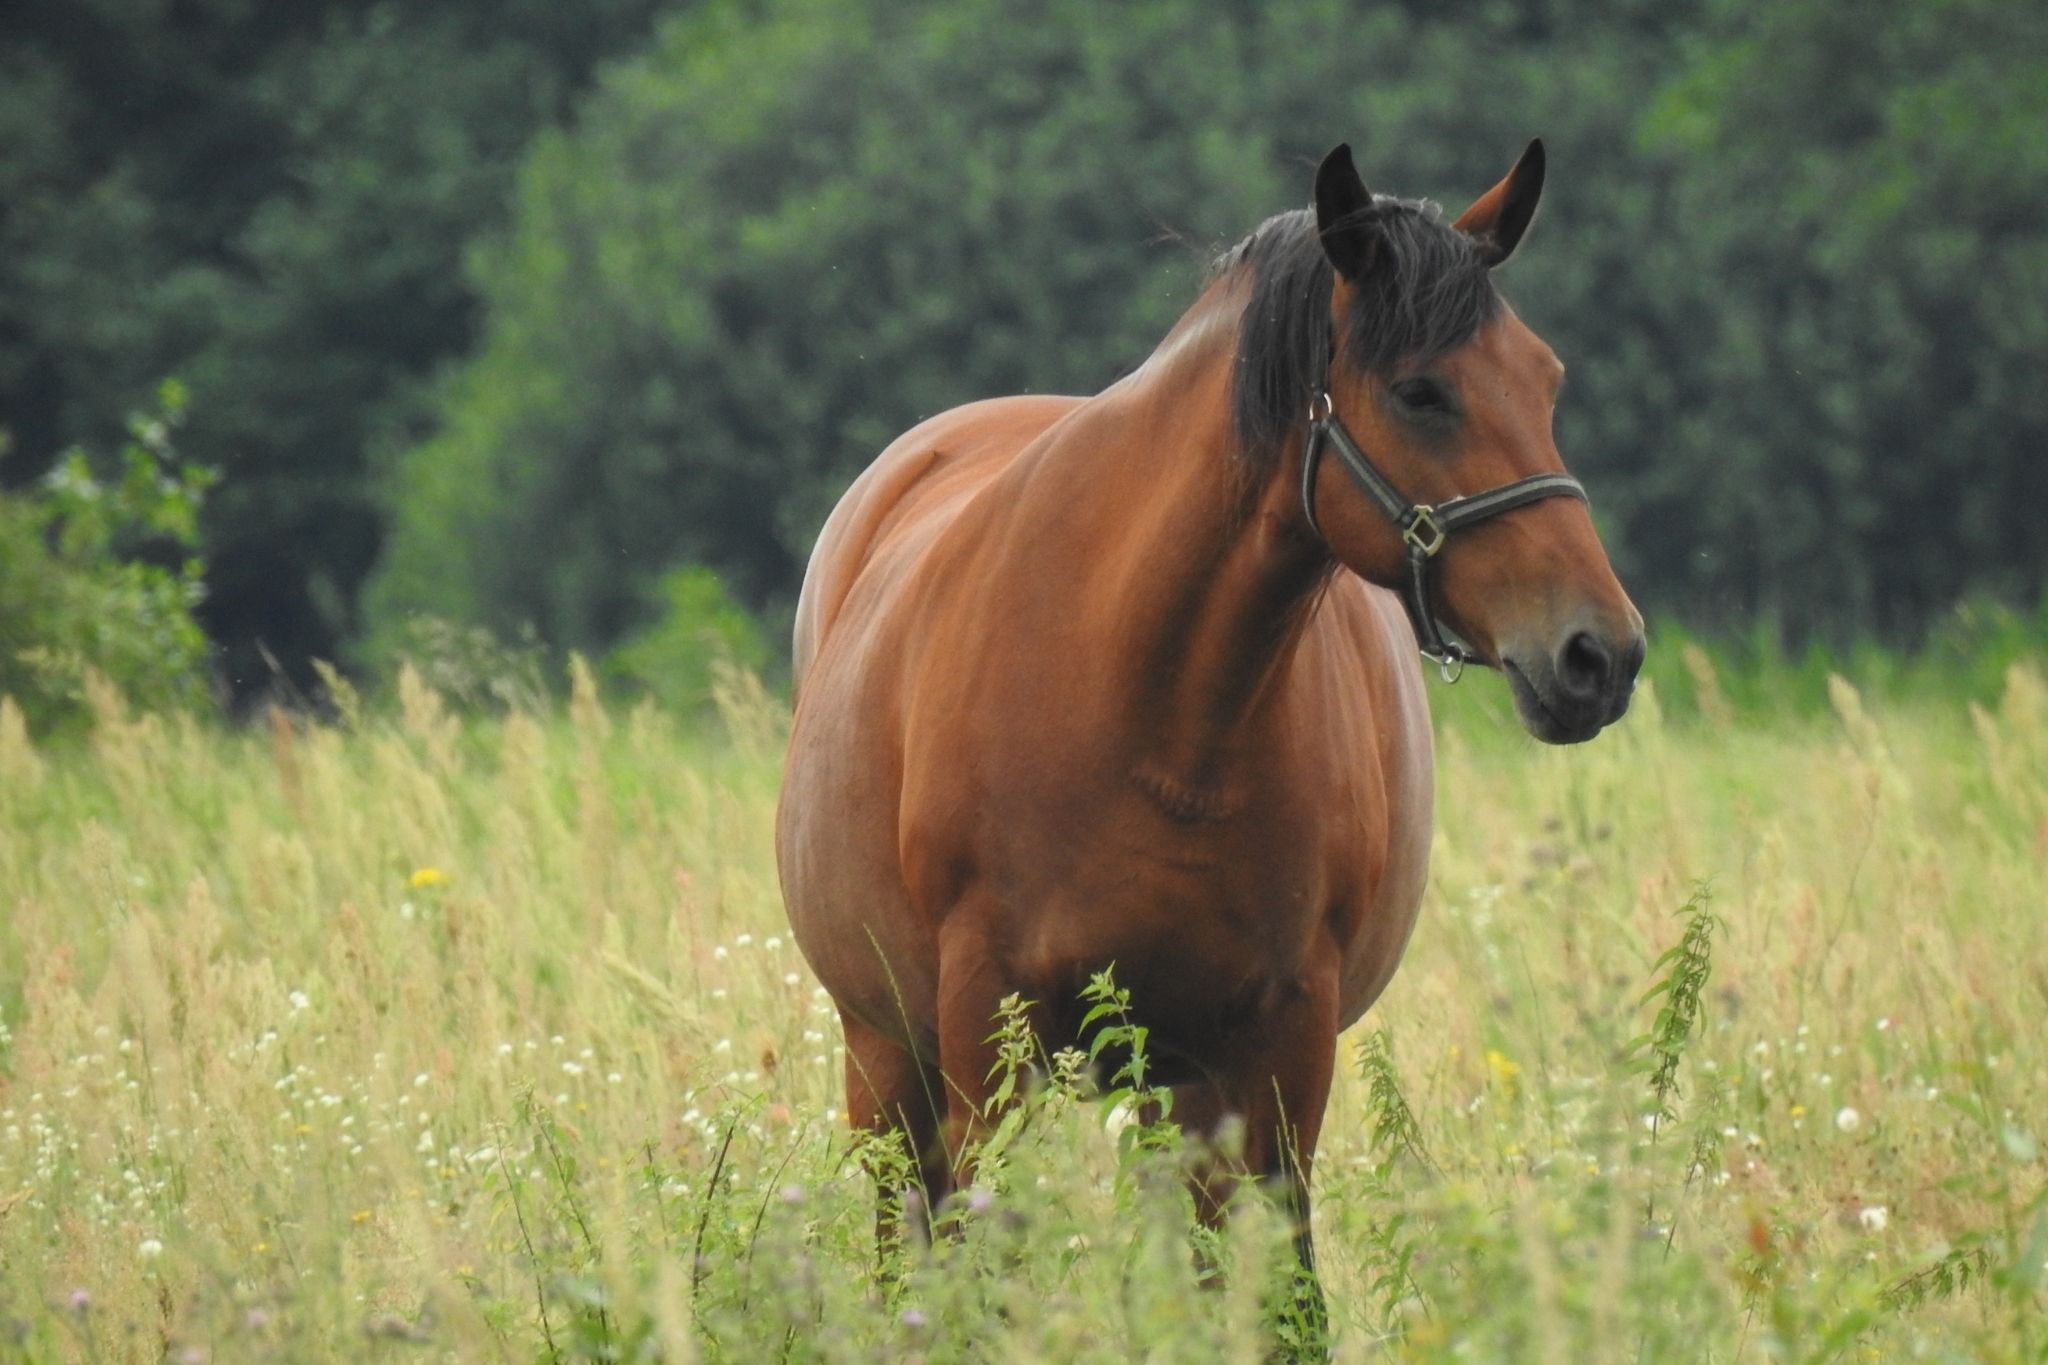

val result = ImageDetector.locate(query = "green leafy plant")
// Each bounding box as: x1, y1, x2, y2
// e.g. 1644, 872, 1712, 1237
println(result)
604, 567, 770, 714
0, 381, 214, 732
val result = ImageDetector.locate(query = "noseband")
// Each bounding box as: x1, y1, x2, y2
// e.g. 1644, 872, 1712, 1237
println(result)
1300, 389, 1587, 681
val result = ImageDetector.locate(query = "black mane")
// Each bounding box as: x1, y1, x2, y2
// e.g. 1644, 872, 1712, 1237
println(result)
1221, 199, 1501, 461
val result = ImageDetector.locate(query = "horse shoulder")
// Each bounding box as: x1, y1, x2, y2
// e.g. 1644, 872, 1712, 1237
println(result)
1294, 578, 1437, 1019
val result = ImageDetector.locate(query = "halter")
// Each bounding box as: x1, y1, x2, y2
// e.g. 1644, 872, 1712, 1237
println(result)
1300, 388, 1587, 682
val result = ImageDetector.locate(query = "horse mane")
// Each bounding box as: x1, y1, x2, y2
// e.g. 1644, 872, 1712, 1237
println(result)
1219, 199, 1502, 462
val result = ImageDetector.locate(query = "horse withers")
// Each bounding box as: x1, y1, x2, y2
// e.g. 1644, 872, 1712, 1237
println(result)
776, 140, 1643, 1326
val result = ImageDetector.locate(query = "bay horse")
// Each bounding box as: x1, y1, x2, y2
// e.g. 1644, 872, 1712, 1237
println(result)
777, 141, 1643, 1321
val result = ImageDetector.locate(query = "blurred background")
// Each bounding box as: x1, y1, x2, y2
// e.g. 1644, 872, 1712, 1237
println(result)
2, 0, 2043, 729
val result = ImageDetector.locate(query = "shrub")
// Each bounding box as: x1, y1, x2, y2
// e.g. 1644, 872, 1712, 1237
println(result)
603, 565, 770, 713
0, 382, 214, 732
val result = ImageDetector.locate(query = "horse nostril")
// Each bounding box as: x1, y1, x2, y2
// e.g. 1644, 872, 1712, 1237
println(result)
1557, 631, 1613, 701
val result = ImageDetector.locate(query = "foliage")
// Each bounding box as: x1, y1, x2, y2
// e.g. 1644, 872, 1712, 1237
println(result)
603, 566, 772, 714
0, 0, 669, 698
373, 0, 2048, 668
8, 1, 2043, 691
1636, 883, 1721, 1133
1603, 0, 2048, 638
0, 383, 213, 732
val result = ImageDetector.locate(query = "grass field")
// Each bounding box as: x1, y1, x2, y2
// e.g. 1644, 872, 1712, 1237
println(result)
1, 652, 2044, 1361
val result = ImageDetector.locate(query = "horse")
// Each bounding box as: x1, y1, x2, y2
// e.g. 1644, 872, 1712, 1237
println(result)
776, 140, 1644, 1327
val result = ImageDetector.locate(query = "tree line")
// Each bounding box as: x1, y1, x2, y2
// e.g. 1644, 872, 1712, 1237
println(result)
4, 0, 2043, 707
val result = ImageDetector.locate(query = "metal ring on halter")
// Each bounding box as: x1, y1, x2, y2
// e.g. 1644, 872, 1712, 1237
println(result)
1437, 649, 1466, 685
1307, 389, 1333, 423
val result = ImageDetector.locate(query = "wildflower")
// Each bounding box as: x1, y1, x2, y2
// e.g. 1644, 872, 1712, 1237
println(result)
407, 867, 448, 890
139, 1237, 164, 1260
351, 1209, 373, 1224
900, 1307, 928, 1330
67, 1288, 90, 1312
288, 991, 310, 1013
1835, 1107, 1862, 1133
1485, 1049, 1522, 1097
1858, 1205, 1889, 1233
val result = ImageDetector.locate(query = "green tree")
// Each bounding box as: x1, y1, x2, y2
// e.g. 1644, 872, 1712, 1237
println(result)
0, 0, 668, 699
1611, 0, 2048, 636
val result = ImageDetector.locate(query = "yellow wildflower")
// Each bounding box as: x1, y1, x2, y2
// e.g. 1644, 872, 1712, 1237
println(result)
407, 867, 448, 890
1485, 1048, 1523, 1098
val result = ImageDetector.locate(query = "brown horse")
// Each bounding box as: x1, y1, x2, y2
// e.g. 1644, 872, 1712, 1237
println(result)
777, 142, 1643, 1316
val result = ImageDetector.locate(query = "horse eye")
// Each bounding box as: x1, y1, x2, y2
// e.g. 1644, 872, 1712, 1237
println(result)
1391, 378, 1454, 416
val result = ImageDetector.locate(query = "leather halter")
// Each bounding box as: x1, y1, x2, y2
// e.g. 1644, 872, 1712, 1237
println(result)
1299, 388, 1587, 681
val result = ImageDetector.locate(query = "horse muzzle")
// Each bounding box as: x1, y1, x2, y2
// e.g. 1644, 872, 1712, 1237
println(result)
1502, 626, 1645, 745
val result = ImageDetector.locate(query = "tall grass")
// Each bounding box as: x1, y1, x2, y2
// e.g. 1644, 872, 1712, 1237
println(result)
0, 653, 2043, 1360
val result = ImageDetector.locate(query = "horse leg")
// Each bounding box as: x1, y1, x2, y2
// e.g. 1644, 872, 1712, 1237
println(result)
1239, 970, 1340, 1354
1174, 972, 1340, 1353
841, 1009, 950, 1253
931, 911, 1015, 1191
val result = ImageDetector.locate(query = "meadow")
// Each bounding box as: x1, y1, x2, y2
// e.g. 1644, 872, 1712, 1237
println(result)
0, 647, 2044, 1362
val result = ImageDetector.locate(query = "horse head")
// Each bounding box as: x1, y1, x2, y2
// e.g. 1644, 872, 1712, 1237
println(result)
1304, 140, 1644, 743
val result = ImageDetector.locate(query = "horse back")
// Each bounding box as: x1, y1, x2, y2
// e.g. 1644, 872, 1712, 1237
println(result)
791, 394, 1085, 692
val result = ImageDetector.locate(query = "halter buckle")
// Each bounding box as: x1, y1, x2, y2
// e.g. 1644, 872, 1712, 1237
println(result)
1401, 506, 1447, 557
1437, 649, 1467, 684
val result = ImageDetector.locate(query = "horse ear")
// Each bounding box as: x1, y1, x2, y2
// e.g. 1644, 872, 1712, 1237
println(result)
1313, 143, 1379, 281
1454, 138, 1545, 268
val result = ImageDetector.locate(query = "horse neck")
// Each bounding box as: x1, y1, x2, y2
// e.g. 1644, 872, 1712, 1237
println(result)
1073, 282, 1334, 790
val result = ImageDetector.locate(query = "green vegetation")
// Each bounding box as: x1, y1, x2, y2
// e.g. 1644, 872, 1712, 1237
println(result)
368, 0, 2048, 667
0, 384, 213, 734
6, 3, 2044, 699
1, 661, 2042, 1358
1, 0, 667, 690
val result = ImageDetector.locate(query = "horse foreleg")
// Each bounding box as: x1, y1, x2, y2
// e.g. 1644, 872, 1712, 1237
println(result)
1177, 969, 1340, 1353
842, 1009, 950, 1253
1246, 970, 1340, 1355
